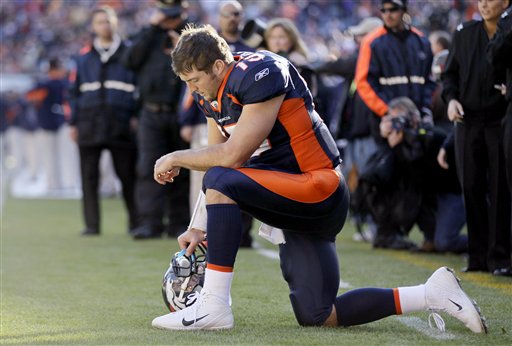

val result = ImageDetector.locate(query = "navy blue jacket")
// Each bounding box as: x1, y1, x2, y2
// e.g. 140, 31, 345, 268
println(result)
355, 26, 436, 119
69, 41, 137, 146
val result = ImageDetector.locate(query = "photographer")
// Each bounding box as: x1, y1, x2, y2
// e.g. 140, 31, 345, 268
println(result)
122, 0, 190, 239
358, 97, 443, 251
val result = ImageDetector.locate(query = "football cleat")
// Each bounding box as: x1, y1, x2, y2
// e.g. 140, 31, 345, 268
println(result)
425, 267, 487, 333
152, 289, 234, 330
161, 243, 207, 312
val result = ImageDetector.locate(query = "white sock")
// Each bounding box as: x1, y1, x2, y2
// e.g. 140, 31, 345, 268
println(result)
397, 284, 426, 314
203, 268, 233, 305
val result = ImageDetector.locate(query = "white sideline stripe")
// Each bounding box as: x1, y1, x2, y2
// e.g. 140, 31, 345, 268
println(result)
396, 316, 457, 340
253, 241, 352, 288
338, 280, 352, 289
256, 247, 280, 260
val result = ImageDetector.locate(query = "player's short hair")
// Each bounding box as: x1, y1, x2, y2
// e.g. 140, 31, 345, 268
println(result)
171, 24, 234, 75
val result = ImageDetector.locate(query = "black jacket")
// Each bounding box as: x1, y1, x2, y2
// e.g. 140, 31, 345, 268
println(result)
442, 20, 508, 121
69, 41, 137, 146
122, 24, 186, 107
487, 7, 512, 110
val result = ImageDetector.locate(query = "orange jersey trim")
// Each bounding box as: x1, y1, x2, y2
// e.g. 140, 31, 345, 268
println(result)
393, 288, 403, 315
278, 98, 333, 172
207, 263, 233, 273
227, 93, 243, 106
215, 64, 235, 113
239, 167, 340, 203
355, 27, 389, 117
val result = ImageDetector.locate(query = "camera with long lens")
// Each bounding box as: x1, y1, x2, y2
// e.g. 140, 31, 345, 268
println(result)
241, 18, 267, 49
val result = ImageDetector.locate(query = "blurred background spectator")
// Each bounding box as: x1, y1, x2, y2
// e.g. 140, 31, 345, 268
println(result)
25, 58, 68, 195
121, 0, 191, 240
69, 6, 138, 236
442, 0, 511, 275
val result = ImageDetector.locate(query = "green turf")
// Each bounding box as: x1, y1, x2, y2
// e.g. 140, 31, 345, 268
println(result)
1, 197, 511, 345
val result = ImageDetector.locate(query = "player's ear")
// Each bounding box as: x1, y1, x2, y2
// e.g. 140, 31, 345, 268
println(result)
212, 59, 224, 76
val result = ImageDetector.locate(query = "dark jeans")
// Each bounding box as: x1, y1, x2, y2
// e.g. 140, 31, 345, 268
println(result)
434, 192, 467, 253
136, 107, 190, 232
79, 143, 138, 232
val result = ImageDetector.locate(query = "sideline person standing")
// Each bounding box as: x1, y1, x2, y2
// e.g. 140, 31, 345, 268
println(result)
122, 0, 190, 239
442, 0, 511, 275
69, 6, 138, 236
487, 2, 512, 277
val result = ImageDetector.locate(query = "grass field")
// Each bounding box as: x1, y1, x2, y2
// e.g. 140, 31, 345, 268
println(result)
1, 197, 511, 345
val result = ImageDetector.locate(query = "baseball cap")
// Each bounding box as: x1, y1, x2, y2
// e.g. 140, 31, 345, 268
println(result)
157, 0, 188, 18
381, 0, 407, 11
348, 17, 383, 36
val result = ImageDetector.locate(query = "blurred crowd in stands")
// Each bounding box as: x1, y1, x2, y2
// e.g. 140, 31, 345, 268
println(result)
0, 0, 477, 75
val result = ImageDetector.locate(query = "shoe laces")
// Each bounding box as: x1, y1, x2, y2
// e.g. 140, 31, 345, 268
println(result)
428, 311, 446, 332
190, 289, 209, 327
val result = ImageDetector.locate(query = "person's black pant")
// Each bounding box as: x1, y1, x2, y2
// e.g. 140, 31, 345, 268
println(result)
78, 143, 138, 232
454, 119, 511, 270
503, 110, 512, 220
136, 108, 190, 233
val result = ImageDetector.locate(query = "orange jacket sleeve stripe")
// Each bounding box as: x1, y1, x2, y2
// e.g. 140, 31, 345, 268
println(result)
355, 27, 389, 117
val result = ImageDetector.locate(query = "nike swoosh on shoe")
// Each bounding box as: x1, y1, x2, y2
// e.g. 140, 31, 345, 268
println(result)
448, 299, 463, 311
182, 314, 209, 326
448, 298, 462, 311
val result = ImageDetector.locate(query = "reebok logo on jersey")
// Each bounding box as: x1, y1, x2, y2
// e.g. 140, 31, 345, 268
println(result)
182, 314, 209, 326
255, 68, 269, 81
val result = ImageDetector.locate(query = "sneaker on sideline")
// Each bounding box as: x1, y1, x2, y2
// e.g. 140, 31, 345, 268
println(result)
152, 289, 234, 330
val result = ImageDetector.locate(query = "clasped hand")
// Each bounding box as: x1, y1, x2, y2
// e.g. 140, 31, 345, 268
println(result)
154, 153, 180, 185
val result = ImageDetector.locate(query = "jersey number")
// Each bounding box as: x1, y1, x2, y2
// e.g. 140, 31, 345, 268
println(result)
236, 53, 265, 71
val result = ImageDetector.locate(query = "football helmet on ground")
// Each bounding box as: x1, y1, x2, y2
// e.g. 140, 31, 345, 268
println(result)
161, 243, 207, 312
